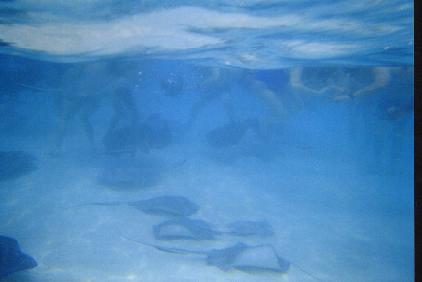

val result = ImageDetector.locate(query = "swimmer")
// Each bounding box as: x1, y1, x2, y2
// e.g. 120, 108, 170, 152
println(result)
103, 61, 141, 156
289, 66, 350, 98
160, 72, 184, 97
187, 66, 237, 128
289, 67, 324, 95
351, 67, 391, 97
51, 62, 108, 156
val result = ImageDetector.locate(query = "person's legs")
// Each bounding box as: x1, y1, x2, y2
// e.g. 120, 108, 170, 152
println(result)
121, 92, 139, 129
104, 91, 139, 156
108, 91, 138, 133
221, 92, 236, 123
248, 77, 287, 121
79, 96, 101, 153
51, 95, 82, 155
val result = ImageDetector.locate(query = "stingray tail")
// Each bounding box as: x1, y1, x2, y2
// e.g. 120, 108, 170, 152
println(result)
20, 84, 61, 92
291, 262, 325, 282
121, 236, 205, 255
66, 201, 128, 209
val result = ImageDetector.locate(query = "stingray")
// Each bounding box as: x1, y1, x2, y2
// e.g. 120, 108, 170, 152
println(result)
126, 239, 323, 280
206, 118, 260, 148
153, 218, 220, 241
0, 236, 37, 278
0, 151, 37, 182
125, 239, 290, 274
0, 40, 10, 47
225, 220, 274, 237
73, 195, 199, 217
153, 219, 274, 241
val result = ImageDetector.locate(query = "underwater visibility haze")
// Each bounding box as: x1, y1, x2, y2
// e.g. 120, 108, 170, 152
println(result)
0, 0, 414, 281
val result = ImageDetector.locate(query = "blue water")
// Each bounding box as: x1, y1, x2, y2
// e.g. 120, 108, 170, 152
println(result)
0, 1, 413, 282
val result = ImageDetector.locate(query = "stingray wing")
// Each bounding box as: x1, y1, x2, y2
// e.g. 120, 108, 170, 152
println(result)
131, 196, 199, 217
153, 218, 218, 241
0, 236, 37, 278
206, 243, 248, 270
231, 244, 290, 273
0, 151, 37, 182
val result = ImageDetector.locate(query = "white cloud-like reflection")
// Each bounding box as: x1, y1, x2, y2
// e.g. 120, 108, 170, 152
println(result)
0, 2, 413, 68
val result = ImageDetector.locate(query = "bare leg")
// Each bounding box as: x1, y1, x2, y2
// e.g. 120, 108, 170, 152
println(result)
221, 92, 236, 123
108, 91, 138, 134
105, 91, 139, 156
249, 79, 286, 121
51, 96, 81, 156
80, 99, 99, 153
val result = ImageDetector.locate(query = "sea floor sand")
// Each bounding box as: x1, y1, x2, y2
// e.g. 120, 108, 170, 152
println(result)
0, 142, 413, 282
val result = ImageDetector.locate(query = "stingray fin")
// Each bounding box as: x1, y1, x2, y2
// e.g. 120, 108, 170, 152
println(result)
121, 236, 205, 255
242, 244, 322, 281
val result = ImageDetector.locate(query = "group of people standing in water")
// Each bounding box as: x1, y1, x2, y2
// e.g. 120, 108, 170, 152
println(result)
43, 60, 411, 160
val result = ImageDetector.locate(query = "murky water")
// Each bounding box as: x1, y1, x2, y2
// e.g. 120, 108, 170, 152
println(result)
0, 1, 413, 282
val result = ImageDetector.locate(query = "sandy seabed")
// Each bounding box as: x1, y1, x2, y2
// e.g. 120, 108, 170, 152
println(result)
0, 139, 413, 282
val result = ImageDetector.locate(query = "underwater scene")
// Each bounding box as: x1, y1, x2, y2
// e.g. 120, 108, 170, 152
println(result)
0, 1, 414, 282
